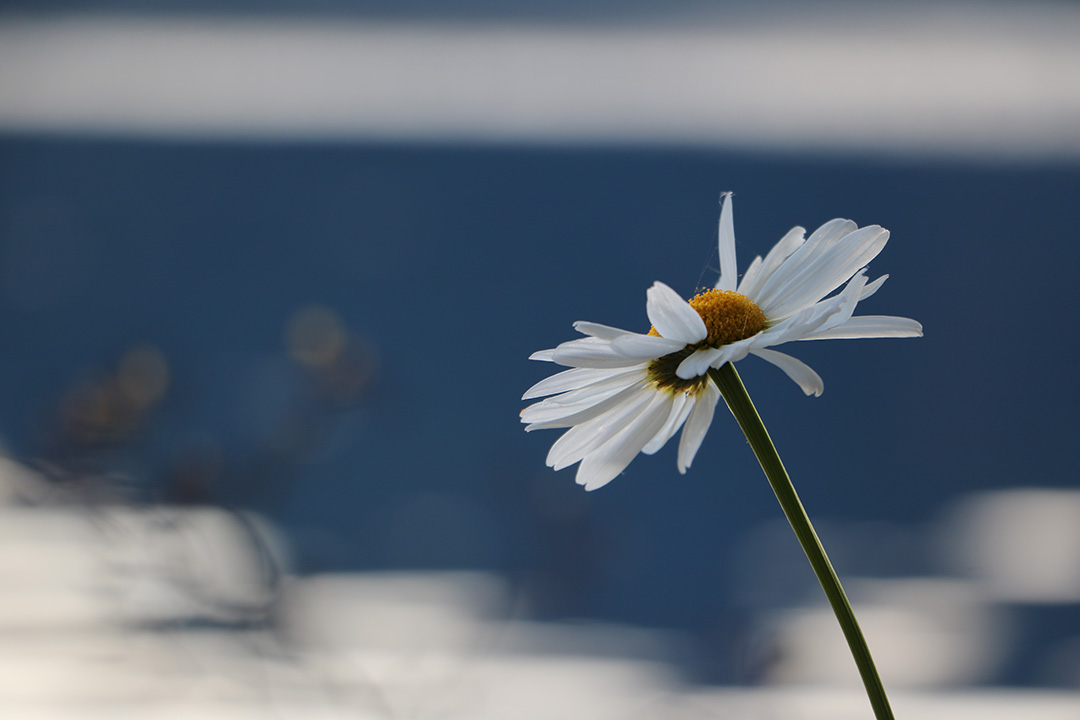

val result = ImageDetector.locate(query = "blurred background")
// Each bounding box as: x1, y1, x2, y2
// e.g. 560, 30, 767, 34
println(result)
1, 1, 1079, 717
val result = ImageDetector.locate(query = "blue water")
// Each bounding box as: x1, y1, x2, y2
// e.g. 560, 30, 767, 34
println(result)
2, 135, 1078, 682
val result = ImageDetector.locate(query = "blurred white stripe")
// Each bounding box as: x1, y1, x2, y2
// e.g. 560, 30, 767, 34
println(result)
1, 9, 1080, 157
1, 451, 1079, 716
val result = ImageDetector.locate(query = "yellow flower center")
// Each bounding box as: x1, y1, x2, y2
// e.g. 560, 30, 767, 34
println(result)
687, 289, 767, 347
649, 289, 766, 347
648, 289, 766, 392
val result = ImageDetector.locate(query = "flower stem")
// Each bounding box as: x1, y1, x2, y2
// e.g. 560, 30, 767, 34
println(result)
709, 362, 894, 720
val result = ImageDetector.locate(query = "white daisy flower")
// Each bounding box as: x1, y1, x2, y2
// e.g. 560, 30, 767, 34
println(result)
522, 194, 923, 491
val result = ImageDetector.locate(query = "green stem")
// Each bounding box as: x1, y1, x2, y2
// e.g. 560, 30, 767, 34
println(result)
709, 362, 894, 720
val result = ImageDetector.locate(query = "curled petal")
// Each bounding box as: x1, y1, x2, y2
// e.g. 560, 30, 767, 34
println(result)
750, 348, 824, 396
646, 282, 707, 344
676, 346, 725, 379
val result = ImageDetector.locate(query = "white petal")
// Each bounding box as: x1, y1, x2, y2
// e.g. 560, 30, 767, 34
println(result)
641, 390, 693, 455
522, 379, 646, 429
737, 255, 764, 297
548, 421, 609, 471
547, 423, 596, 470
611, 332, 686, 359
722, 339, 756, 366
807, 218, 859, 250
859, 274, 888, 300
523, 367, 629, 400
575, 391, 673, 490
739, 225, 805, 301
551, 337, 649, 368
522, 370, 642, 419
750, 348, 824, 397
545, 386, 655, 470
676, 346, 725, 379
646, 282, 707, 344
752, 220, 852, 306
572, 321, 635, 340
809, 270, 869, 335
754, 270, 869, 347
541, 369, 644, 407
797, 315, 924, 341
677, 382, 720, 473
759, 225, 889, 319
752, 221, 849, 303
751, 304, 826, 348
530, 349, 555, 362
715, 193, 739, 292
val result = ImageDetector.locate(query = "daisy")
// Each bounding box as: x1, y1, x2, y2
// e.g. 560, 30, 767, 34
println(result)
521, 194, 922, 491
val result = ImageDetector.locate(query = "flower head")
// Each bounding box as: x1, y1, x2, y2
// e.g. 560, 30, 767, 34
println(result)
522, 194, 922, 490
